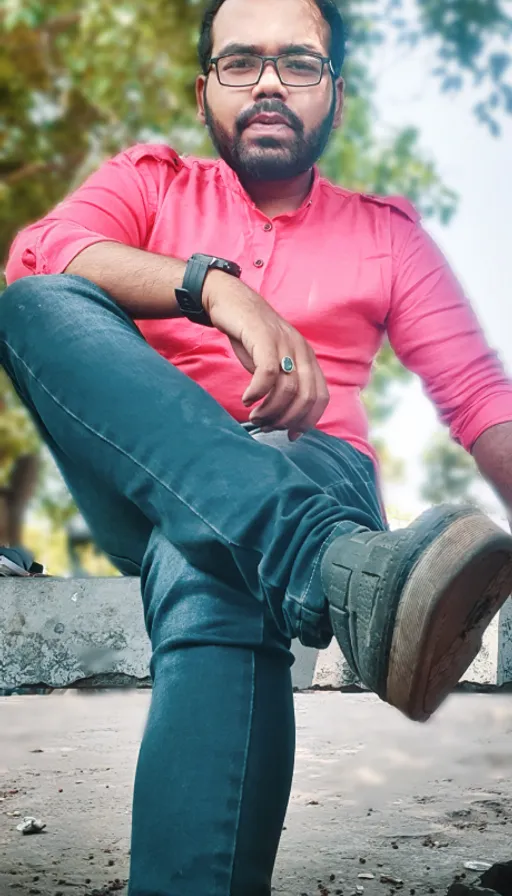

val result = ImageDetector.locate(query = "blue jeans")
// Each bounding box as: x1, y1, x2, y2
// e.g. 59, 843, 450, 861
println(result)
0, 275, 385, 895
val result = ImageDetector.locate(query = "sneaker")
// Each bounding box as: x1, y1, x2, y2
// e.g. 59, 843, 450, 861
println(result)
321, 505, 512, 723
0, 547, 45, 577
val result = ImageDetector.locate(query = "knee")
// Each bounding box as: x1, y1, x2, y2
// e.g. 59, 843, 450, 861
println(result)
1, 275, 78, 330
3, 274, 75, 305
0, 274, 115, 340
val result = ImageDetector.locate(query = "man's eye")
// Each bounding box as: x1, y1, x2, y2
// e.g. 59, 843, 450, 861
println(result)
225, 57, 255, 70
285, 59, 317, 72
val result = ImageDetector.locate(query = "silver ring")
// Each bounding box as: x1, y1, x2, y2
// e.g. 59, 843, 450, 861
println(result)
280, 356, 296, 375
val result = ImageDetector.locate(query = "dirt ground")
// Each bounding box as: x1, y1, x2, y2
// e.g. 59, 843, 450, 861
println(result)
1, 691, 512, 896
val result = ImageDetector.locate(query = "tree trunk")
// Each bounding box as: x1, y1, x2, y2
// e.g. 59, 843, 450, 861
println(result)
0, 454, 40, 546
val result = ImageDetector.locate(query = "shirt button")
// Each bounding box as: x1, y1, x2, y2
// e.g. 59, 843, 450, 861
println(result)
263, 222, 273, 232
254, 259, 264, 268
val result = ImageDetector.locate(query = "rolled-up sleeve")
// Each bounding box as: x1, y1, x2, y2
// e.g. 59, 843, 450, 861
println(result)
5, 144, 180, 284
387, 216, 512, 452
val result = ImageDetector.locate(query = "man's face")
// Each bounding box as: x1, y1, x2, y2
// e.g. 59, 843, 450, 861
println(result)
196, 0, 344, 182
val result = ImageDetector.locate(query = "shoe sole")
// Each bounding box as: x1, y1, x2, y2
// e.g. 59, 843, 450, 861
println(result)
387, 510, 512, 722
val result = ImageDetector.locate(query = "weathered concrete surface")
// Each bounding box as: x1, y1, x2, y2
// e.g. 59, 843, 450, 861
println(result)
1, 692, 512, 896
1, 578, 511, 691
0, 578, 150, 689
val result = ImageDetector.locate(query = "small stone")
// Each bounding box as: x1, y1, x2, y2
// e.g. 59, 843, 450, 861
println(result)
16, 817, 46, 835
358, 873, 375, 880
464, 862, 493, 873
359, 858, 366, 864
380, 875, 403, 886
329, 875, 336, 882
108, 859, 115, 866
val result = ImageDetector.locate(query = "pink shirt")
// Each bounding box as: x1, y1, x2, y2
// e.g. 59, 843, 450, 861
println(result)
6, 143, 512, 467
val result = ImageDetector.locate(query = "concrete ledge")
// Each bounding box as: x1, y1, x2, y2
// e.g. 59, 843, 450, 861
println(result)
0, 577, 511, 691
0, 578, 149, 689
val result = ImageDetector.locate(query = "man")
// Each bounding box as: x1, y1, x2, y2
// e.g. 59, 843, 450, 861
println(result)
2, 0, 512, 892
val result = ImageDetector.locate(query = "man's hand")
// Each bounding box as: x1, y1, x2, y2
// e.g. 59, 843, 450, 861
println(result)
203, 270, 330, 441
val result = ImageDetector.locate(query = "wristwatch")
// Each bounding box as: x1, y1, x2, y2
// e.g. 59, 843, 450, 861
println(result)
175, 253, 242, 326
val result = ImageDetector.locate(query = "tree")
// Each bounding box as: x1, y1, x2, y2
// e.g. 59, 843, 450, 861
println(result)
0, 370, 40, 544
1, 0, 510, 559
383, 0, 512, 135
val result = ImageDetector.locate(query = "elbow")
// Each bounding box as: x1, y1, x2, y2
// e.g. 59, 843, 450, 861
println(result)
4, 251, 36, 286
448, 390, 512, 455
4, 227, 45, 285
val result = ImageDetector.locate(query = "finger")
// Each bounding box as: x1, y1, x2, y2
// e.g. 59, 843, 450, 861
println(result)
242, 343, 280, 407
249, 344, 309, 423
277, 359, 330, 438
288, 363, 330, 433
253, 344, 323, 429
249, 373, 300, 424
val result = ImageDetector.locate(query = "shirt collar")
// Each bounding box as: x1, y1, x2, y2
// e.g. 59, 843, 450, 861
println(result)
218, 159, 320, 219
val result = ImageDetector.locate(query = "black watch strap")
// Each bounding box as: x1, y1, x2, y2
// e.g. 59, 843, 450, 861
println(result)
175, 254, 241, 327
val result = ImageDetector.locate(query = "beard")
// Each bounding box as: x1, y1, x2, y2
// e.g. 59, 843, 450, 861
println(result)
204, 90, 336, 183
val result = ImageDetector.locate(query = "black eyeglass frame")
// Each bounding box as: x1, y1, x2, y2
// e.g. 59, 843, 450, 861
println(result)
208, 52, 336, 87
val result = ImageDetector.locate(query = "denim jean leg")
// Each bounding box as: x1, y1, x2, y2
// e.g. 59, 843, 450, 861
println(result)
129, 529, 295, 896
130, 433, 383, 896
253, 430, 386, 644
0, 274, 381, 645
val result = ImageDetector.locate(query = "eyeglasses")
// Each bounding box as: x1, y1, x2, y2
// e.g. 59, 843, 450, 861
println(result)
209, 53, 334, 88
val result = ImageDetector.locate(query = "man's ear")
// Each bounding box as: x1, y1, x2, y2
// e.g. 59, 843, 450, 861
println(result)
332, 77, 345, 130
196, 76, 207, 123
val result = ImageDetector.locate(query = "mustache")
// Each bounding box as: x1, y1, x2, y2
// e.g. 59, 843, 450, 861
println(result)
236, 100, 303, 135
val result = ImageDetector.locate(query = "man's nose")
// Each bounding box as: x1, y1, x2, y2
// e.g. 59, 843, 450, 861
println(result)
251, 60, 289, 100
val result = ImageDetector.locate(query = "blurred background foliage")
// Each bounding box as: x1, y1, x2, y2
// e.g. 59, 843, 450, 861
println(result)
1, 0, 510, 571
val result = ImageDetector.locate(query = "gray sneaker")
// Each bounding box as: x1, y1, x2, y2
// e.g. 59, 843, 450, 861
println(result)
321, 505, 512, 722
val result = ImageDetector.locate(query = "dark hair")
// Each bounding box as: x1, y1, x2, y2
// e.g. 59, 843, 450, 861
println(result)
198, 0, 346, 78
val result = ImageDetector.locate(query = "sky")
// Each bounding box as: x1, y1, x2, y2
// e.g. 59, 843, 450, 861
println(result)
366, 33, 512, 518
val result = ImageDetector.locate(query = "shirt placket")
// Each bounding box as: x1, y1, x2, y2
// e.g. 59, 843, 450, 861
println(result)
245, 213, 277, 292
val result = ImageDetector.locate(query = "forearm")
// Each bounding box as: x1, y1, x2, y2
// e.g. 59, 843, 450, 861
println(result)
65, 241, 188, 319
472, 422, 512, 515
